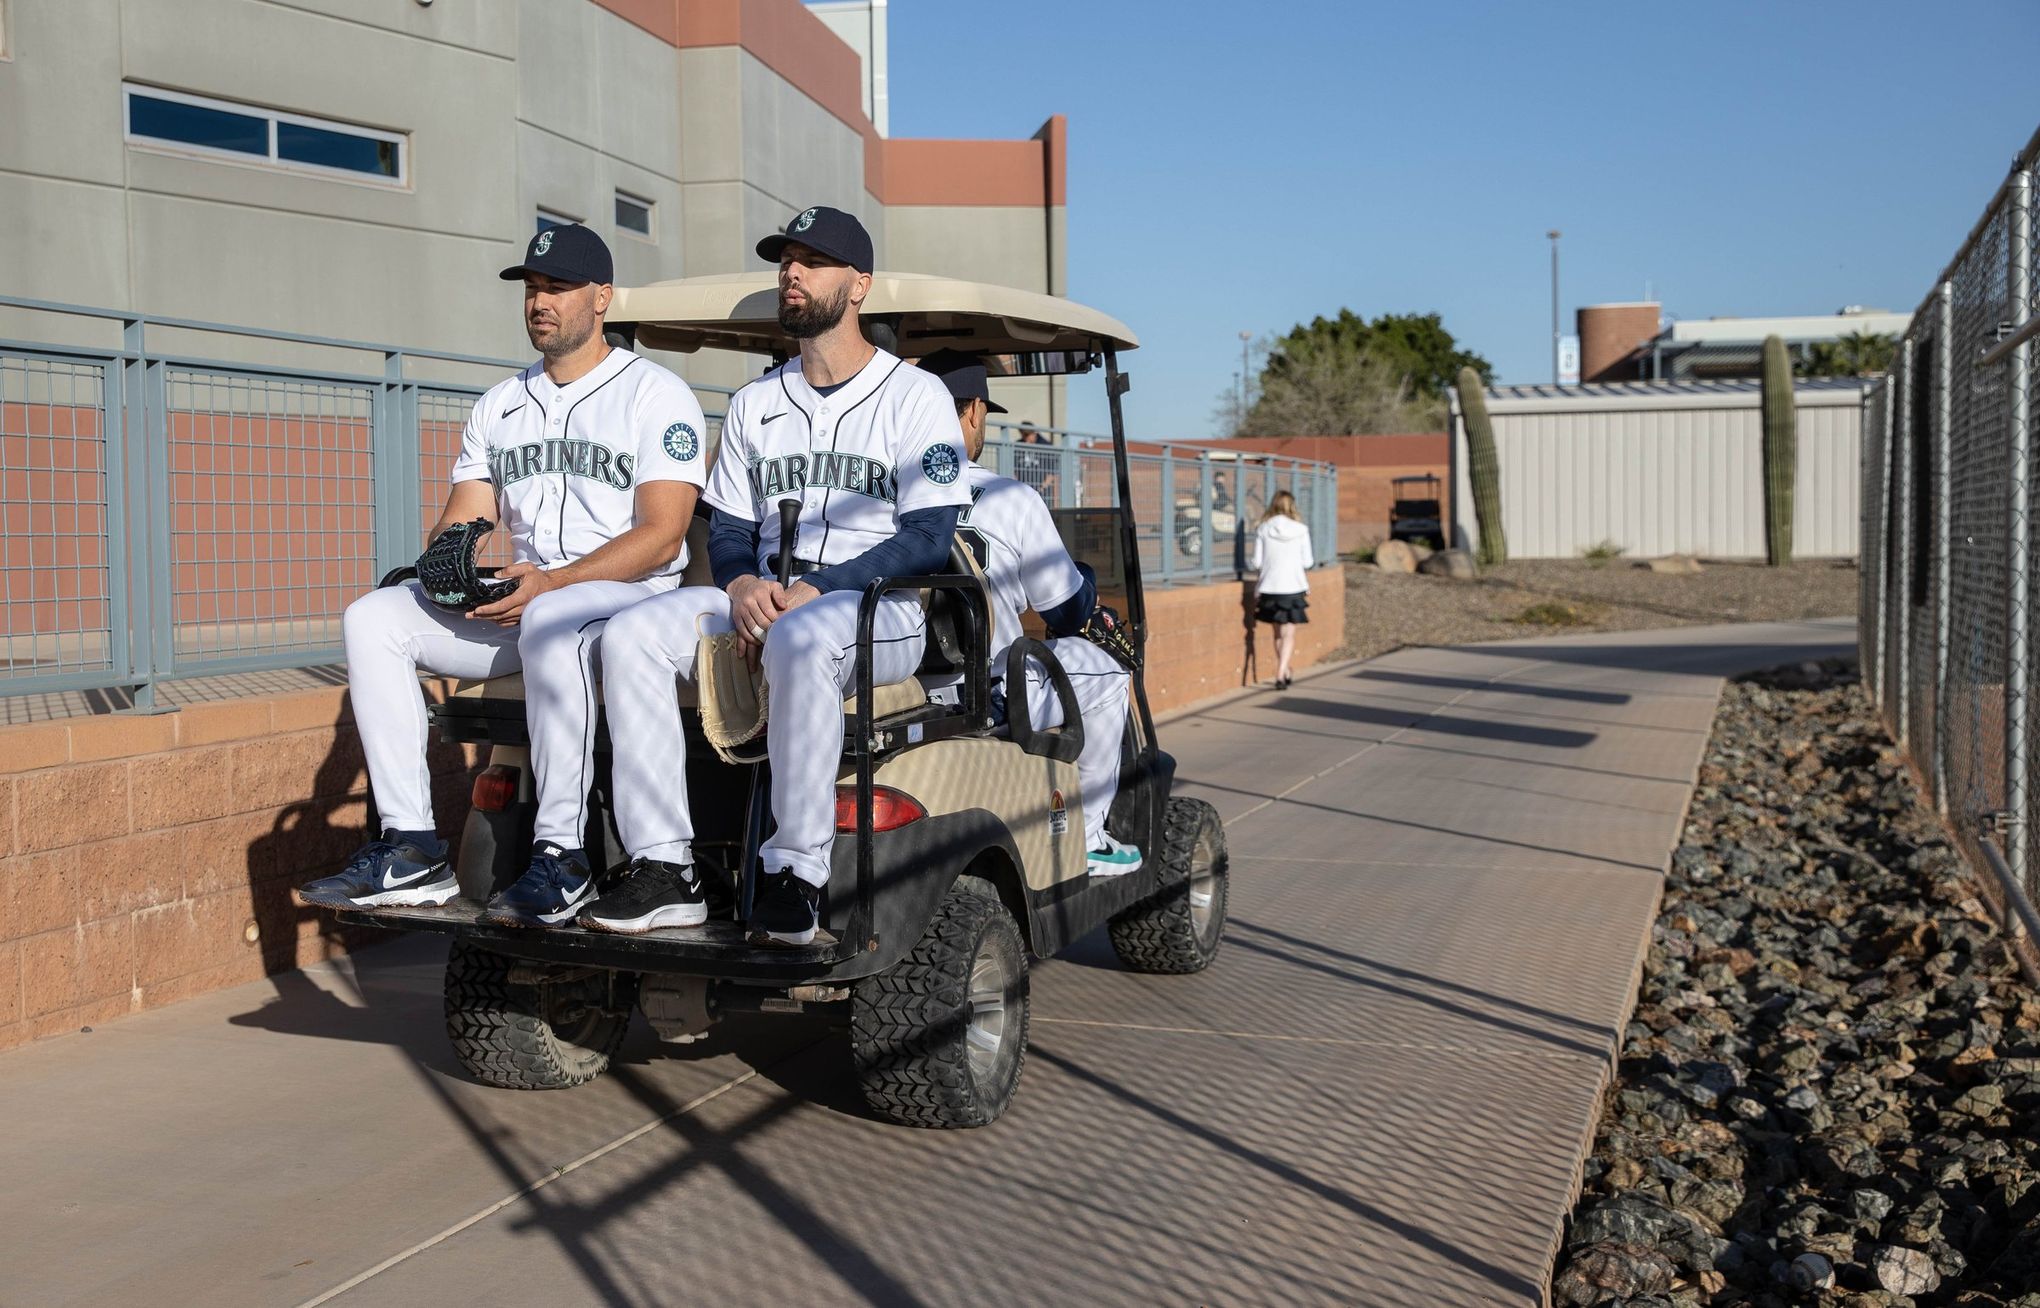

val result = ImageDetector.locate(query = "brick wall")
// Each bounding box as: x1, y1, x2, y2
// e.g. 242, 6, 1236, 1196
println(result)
0, 684, 478, 1052
1126, 571, 1346, 715
0, 573, 1344, 1051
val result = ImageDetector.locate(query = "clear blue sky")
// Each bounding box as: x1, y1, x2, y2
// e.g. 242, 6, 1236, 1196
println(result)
885, 0, 2039, 439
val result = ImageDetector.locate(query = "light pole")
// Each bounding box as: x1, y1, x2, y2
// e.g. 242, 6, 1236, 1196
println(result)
1547, 229, 1561, 384
1238, 330, 1252, 425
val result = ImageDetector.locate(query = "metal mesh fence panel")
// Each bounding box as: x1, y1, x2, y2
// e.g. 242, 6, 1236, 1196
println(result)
1859, 384, 1886, 700
1945, 213, 2014, 867
416, 386, 506, 569
0, 353, 115, 685
165, 368, 376, 668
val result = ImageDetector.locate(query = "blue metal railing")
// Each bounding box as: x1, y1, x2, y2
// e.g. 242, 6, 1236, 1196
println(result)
0, 296, 1335, 705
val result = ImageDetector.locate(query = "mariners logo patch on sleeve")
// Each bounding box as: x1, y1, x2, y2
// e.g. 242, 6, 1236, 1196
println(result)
663, 421, 699, 461
921, 442, 961, 485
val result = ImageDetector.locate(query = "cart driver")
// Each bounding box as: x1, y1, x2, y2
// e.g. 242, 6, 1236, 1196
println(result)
588, 206, 972, 946
919, 350, 1141, 876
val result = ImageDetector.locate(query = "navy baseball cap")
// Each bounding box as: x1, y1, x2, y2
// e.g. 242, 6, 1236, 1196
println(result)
500, 223, 614, 284
756, 206, 875, 274
918, 349, 1009, 414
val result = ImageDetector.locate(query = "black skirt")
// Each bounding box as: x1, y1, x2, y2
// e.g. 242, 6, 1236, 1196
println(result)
1256, 591, 1309, 625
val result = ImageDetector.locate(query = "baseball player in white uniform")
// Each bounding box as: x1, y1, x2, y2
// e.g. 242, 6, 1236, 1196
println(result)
586, 206, 971, 946
918, 350, 1141, 874
297, 223, 710, 928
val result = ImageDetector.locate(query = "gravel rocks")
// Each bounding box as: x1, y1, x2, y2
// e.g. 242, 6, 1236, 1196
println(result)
1333, 558, 1857, 661
1550, 660, 2040, 1306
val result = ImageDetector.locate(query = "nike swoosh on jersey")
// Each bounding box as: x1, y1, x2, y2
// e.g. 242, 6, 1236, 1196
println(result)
501, 403, 526, 419
380, 862, 445, 890
759, 411, 784, 425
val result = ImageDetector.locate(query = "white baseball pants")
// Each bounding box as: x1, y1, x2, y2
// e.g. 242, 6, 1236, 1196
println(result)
343, 579, 665, 848
1017, 637, 1132, 851
603, 586, 927, 889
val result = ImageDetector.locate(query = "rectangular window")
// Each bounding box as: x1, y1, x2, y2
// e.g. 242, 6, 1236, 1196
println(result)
123, 84, 406, 185
614, 191, 654, 238
537, 209, 578, 234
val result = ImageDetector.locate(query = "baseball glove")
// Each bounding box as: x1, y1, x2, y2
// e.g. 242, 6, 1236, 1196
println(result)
416, 518, 517, 612
1079, 603, 1141, 672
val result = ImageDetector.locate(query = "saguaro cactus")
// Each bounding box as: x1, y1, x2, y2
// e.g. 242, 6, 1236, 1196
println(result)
1458, 366, 1506, 566
1760, 334, 1797, 566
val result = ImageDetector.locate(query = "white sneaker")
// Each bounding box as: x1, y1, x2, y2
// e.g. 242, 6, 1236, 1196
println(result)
1086, 834, 1143, 878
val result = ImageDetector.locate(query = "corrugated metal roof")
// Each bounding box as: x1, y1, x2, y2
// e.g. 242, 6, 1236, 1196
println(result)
1487, 377, 1869, 403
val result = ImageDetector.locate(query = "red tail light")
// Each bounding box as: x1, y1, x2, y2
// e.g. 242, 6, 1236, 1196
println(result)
835, 785, 927, 832
472, 765, 520, 813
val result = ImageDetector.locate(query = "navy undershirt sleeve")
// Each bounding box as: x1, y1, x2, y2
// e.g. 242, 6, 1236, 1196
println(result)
806, 506, 963, 596
708, 508, 761, 589
1038, 562, 1098, 637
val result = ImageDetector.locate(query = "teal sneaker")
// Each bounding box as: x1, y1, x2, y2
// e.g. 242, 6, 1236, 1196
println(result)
1086, 834, 1142, 878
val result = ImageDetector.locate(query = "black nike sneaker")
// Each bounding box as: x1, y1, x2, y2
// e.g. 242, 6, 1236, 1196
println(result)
479, 843, 595, 928
294, 830, 456, 909
579, 858, 710, 934
747, 865, 823, 947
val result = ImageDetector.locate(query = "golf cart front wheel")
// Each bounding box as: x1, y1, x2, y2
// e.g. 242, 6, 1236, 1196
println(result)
1108, 797, 1228, 973
444, 939, 631, 1090
852, 875, 1029, 1128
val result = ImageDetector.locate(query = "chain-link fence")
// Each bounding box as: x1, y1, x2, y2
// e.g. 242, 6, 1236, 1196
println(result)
1864, 127, 2040, 938
0, 297, 1335, 708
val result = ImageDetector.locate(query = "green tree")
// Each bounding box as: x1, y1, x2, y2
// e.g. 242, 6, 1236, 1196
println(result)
1217, 310, 1491, 436
1799, 330, 1897, 378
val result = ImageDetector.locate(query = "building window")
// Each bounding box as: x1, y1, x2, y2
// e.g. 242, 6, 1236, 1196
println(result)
536, 209, 578, 234
614, 191, 654, 239
123, 84, 405, 185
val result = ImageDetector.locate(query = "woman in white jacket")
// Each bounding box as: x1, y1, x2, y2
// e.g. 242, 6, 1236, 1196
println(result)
1250, 490, 1314, 690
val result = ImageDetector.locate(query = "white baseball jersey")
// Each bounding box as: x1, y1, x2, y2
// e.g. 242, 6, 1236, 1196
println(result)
451, 347, 709, 582
700, 349, 972, 566
958, 464, 1086, 673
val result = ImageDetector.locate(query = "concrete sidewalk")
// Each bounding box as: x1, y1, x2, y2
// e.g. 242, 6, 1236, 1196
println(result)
0, 619, 1854, 1308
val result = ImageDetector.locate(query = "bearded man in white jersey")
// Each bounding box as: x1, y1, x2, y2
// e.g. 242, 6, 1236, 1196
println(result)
588, 206, 972, 946
296, 224, 710, 928
919, 350, 1141, 876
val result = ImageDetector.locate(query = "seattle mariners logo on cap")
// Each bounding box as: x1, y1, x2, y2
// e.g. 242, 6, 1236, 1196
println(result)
921, 442, 960, 485
535, 230, 554, 255
794, 208, 817, 232
662, 421, 699, 462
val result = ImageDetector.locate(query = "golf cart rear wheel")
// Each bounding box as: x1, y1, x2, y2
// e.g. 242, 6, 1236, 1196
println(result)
852, 875, 1029, 1129
444, 938, 631, 1090
1108, 797, 1228, 974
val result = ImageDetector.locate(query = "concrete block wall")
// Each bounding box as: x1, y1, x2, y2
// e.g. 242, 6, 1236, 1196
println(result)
0, 683, 479, 1052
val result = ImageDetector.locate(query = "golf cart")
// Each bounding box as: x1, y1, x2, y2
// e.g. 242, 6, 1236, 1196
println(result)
318, 273, 1230, 1128
1388, 473, 1443, 548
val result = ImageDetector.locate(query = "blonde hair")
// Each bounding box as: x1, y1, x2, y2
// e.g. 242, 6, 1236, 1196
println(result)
1261, 490, 1301, 524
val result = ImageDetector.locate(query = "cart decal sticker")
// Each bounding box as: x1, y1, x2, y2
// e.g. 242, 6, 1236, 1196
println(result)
1049, 788, 1069, 837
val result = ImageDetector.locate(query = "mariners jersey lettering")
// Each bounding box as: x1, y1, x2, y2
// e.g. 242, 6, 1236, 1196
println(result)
701, 349, 971, 571
450, 348, 709, 583
958, 464, 1086, 672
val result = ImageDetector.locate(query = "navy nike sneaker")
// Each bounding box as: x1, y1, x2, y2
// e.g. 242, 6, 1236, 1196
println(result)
747, 865, 823, 947
480, 842, 596, 928
294, 830, 456, 909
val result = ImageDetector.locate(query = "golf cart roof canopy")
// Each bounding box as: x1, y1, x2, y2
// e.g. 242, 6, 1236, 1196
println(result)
608, 271, 1139, 359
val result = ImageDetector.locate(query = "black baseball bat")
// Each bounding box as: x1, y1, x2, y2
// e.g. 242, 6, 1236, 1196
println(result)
775, 498, 801, 587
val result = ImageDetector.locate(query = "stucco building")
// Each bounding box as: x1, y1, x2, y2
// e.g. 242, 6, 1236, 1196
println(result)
0, 0, 1070, 422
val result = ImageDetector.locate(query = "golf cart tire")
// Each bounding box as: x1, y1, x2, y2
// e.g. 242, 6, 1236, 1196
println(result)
852, 875, 1029, 1129
1108, 797, 1229, 974
444, 938, 630, 1090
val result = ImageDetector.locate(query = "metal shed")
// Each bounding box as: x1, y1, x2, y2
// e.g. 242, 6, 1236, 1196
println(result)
1447, 378, 1868, 560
